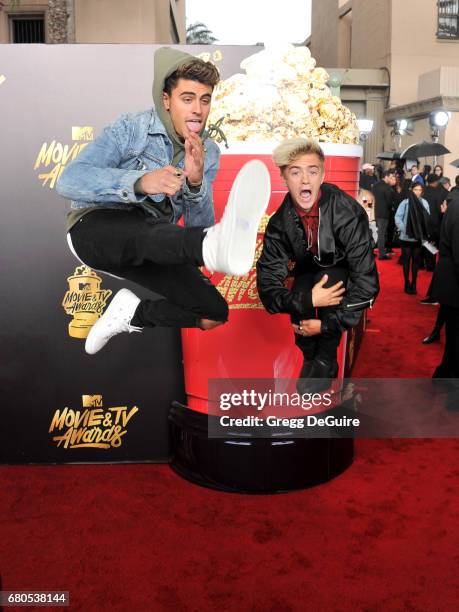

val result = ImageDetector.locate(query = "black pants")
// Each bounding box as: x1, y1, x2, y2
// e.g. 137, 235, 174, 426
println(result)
423, 248, 436, 272
290, 263, 348, 363
433, 306, 459, 378
430, 304, 447, 335
400, 240, 422, 286
387, 213, 396, 250
376, 217, 389, 258
69, 208, 229, 328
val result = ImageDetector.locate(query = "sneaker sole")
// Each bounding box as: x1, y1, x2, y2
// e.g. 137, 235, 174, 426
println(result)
221, 160, 271, 276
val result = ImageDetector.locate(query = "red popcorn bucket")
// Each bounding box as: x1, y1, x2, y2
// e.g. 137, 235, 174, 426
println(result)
170, 143, 363, 493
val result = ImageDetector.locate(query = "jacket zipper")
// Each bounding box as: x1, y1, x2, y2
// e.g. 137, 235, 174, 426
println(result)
345, 298, 374, 309
313, 207, 344, 268
317, 207, 321, 261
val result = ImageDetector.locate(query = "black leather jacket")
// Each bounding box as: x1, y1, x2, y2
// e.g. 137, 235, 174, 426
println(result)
256, 183, 380, 332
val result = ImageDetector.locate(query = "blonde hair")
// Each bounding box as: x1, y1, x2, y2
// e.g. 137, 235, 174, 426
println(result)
273, 138, 325, 170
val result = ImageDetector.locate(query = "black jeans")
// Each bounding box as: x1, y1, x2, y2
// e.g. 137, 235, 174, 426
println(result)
290, 262, 348, 364
376, 217, 389, 258
400, 240, 422, 286
69, 208, 228, 328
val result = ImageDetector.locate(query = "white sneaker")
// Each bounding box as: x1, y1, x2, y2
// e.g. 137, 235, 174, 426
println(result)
202, 159, 271, 276
85, 288, 142, 355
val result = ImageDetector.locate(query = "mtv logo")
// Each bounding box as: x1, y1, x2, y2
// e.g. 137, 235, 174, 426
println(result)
72, 126, 94, 141
78, 282, 91, 291
82, 395, 103, 408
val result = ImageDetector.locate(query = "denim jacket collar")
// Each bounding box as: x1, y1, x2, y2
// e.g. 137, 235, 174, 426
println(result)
148, 109, 168, 136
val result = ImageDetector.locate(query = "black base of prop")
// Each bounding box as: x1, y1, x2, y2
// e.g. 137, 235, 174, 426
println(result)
169, 402, 354, 494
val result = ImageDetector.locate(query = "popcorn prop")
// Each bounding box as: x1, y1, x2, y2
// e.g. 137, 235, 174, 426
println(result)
208, 45, 359, 144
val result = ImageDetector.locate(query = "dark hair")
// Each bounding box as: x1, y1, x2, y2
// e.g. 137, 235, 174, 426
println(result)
422, 164, 431, 174
383, 169, 396, 178
163, 59, 220, 95
427, 173, 439, 184
434, 164, 443, 176
456, 175, 459, 187
411, 182, 424, 191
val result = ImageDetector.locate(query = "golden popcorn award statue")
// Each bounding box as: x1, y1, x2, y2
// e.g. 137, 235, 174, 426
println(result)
62, 265, 112, 339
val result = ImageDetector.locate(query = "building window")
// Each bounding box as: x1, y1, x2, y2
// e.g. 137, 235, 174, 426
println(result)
9, 14, 45, 43
437, 0, 459, 39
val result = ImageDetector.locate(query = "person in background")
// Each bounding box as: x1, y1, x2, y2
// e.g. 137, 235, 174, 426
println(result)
410, 164, 425, 185
421, 184, 459, 341
357, 188, 377, 245
450, 175, 459, 196
421, 164, 432, 182
422, 174, 444, 271
430, 197, 459, 397
373, 163, 384, 181
393, 170, 408, 263
420, 179, 452, 308
359, 163, 378, 190
395, 183, 431, 294
439, 176, 450, 191
387, 169, 405, 253
434, 164, 443, 179
372, 170, 396, 260
437, 176, 449, 202
394, 170, 408, 207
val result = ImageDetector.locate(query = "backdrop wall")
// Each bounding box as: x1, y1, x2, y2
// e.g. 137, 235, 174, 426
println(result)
0, 44, 259, 463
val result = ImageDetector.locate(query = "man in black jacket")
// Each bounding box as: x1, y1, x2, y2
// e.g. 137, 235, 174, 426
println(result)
423, 174, 446, 270
430, 199, 459, 383
256, 138, 379, 392
372, 170, 396, 260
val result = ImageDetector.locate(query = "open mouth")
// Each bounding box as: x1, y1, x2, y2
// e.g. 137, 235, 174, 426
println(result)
299, 188, 312, 202
185, 119, 202, 133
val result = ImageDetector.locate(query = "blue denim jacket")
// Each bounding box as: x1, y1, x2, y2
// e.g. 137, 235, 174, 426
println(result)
56, 109, 220, 227
395, 197, 430, 241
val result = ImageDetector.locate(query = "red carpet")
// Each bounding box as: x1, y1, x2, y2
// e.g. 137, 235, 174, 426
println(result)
1, 254, 458, 612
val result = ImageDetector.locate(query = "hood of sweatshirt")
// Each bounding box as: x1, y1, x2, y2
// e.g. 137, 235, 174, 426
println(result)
153, 46, 200, 166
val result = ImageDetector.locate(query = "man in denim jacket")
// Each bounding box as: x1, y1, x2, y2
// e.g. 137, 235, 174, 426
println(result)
57, 47, 269, 355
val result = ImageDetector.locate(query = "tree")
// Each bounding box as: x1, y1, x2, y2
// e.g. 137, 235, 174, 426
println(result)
186, 21, 217, 44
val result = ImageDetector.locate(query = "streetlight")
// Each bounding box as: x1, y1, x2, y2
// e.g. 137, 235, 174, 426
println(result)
357, 119, 374, 142
397, 119, 408, 133
429, 110, 450, 142
391, 118, 412, 149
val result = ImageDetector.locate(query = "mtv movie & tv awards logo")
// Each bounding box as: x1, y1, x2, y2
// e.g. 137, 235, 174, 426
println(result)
34, 126, 94, 189
62, 265, 112, 339
49, 395, 139, 450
